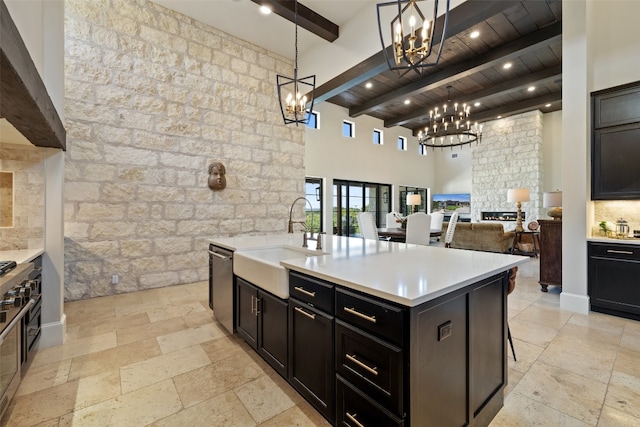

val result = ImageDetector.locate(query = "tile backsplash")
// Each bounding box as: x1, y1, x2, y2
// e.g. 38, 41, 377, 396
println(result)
593, 200, 640, 236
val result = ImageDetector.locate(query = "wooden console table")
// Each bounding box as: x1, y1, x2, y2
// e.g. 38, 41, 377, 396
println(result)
539, 219, 562, 292
510, 231, 540, 258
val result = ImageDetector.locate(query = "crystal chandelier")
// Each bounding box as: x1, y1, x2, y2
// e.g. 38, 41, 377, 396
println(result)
276, 0, 315, 126
417, 86, 482, 149
377, 0, 450, 75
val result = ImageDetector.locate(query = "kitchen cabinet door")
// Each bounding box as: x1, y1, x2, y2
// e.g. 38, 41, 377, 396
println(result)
236, 278, 258, 350
289, 298, 334, 423
258, 290, 288, 378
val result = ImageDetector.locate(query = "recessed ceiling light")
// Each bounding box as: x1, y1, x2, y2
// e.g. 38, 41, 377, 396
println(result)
365, 82, 373, 89
474, 102, 481, 107
527, 86, 536, 92
503, 62, 512, 69
470, 30, 480, 39
497, 115, 502, 119
545, 103, 552, 107
259, 5, 272, 14
404, 99, 411, 105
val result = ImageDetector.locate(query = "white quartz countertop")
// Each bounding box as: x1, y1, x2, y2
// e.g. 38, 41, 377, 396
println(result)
587, 236, 640, 246
0, 249, 44, 264
210, 234, 528, 307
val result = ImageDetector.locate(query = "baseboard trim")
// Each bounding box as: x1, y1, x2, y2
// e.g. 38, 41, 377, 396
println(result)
38, 313, 67, 349
560, 292, 590, 314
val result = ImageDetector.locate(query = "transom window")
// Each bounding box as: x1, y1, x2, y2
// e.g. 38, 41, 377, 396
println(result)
373, 129, 383, 145
306, 111, 319, 129
343, 120, 355, 138
398, 136, 407, 151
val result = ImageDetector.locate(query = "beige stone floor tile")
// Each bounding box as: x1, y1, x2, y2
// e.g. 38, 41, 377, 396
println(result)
71, 369, 122, 411
146, 301, 207, 323
31, 331, 118, 368
75, 312, 150, 339
553, 322, 623, 351
514, 302, 573, 330
149, 389, 256, 427
58, 379, 182, 427
200, 334, 251, 363
604, 371, 640, 420
568, 311, 627, 335
489, 391, 590, 427
183, 309, 217, 328
116, 315, 188, 345
509, 317, 560, 348
173, 350, 264, 408
15, 358, 71, 397
512, 361, 608, 425
31, 418, 62, 427
507, 337, 545, 374
65, 306, 116, 328
613, 346, 640, 379
114, 298, 173, 318
259, 404, 327, 427
234, 375, 296, 424
157, 321, 226, 354
67, 337, 162, 382
505, 368, 524, 397
620, 324, 640, 352
120, 344, 211, 394
65, 324, 80, 342
598, 405, 640, 426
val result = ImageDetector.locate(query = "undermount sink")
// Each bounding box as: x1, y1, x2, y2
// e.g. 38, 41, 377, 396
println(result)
233, 246, 325, 299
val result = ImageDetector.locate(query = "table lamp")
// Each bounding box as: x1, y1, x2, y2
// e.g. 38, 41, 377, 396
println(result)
507, 188, 530, 232
543, 191, 562, 220
407, 193, 421, 214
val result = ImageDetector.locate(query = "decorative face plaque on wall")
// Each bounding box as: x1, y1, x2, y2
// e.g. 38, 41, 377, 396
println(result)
207, 162, 226, 191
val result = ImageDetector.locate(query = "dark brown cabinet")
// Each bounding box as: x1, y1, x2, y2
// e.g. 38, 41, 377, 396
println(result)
539, 220, 562, 292
235, 278, 288, 378
588, 242, 640, 320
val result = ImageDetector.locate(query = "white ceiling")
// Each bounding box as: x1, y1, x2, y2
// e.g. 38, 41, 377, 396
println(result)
152, 0, 375, 59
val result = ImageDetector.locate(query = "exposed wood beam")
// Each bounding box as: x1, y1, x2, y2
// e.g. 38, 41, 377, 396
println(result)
410, 91, 563, 135
0, 0, 65, 150
386, 65, 562, 127
351, 21, 562, 117
313, 0, 522, 104
250, 0, 339, 42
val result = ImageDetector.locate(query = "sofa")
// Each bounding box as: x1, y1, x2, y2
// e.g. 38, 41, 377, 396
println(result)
442, 222, 515, 253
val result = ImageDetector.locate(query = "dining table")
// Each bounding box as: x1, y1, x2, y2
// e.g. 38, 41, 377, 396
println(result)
377, 228, 442, 243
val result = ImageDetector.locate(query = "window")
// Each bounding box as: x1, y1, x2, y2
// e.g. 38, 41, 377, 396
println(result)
305, 177, 323, 234
398, 136, 407, 151
306, 111, 319, 129
333, 179, 391, 237
399, 186, 428, 216
419, 144, 428, 156
373, 129, 383, 145
342, 120, 354, 138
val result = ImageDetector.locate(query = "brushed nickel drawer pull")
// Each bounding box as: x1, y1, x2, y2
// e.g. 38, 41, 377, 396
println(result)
346, 412, 365, 427
295, 306, 316, 320
607, 249, 634, 255
346, 354, 378, 376
344, 307, 377, 323
294, 286, 316, 297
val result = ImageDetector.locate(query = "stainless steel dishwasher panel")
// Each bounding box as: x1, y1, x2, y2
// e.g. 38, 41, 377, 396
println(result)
209, 244, 234, 334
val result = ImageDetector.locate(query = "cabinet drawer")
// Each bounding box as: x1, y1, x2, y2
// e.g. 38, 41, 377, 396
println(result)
289, 271, 334, 314
336, 375, 404, 427
336, 288, 404, 346
336, 320, 403, 417
589, 242, 640, 261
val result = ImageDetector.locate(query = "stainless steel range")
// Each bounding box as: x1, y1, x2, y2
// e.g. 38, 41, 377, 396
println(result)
0, 261, 36, 419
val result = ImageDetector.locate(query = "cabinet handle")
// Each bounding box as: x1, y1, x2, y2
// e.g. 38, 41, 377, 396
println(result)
346, 354, 378, 376
343, 307, 376, 323
250, 295, 256, 315
294, 306, 316, 320
346, 412, 365, 427
607, 249, 634, 255
294, 286, 316, 297
255, 298, 261, 315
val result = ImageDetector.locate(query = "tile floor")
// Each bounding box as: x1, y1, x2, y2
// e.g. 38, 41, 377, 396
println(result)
2, 257, 640, 426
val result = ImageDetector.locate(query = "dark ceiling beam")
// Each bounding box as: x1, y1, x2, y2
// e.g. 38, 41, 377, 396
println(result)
350, 21, 562, 118
0, 0, 66, 150
312, 0, 522, 104
410, 91, 563, 136
386, 65, 562, 128
250, 0, 339, 42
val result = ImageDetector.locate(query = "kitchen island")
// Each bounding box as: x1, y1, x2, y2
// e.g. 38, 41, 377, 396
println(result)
209, 234, 528, 426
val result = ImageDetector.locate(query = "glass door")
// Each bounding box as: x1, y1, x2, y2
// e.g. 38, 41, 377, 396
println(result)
333, 180, 391, 237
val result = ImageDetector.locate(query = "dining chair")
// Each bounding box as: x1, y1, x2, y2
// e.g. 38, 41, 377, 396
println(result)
430, 211, 445, 241
357, 212, 380, 240
386, 212, 401, 228
444, 211, 459, 248
406, 212, 431, 246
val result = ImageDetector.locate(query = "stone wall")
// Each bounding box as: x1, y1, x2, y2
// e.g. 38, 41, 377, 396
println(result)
64, 0, 304, 300
471, 111, 544, 230
0, 143, 45, 250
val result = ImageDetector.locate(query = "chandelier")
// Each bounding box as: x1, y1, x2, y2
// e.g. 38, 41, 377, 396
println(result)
276, 0, 315, 126
417, 86, 483, 149
376, 0, 450, 75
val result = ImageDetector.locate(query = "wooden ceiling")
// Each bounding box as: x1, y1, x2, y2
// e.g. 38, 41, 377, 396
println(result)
313, 0, 562, 135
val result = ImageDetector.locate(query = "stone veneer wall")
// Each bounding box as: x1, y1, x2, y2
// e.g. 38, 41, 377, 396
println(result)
593, 201, 640, 236
471, 111, 544, 231
0, 143, 45, 250
64, 0, 304, 300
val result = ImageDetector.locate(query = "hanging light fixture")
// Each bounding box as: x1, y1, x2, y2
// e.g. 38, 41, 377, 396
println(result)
276, 0, 315, 126
417, 85, 483, 150
376, 0, 450, 75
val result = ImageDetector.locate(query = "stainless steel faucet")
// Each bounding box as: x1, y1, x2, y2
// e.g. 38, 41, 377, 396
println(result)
287, 196, 315, 239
